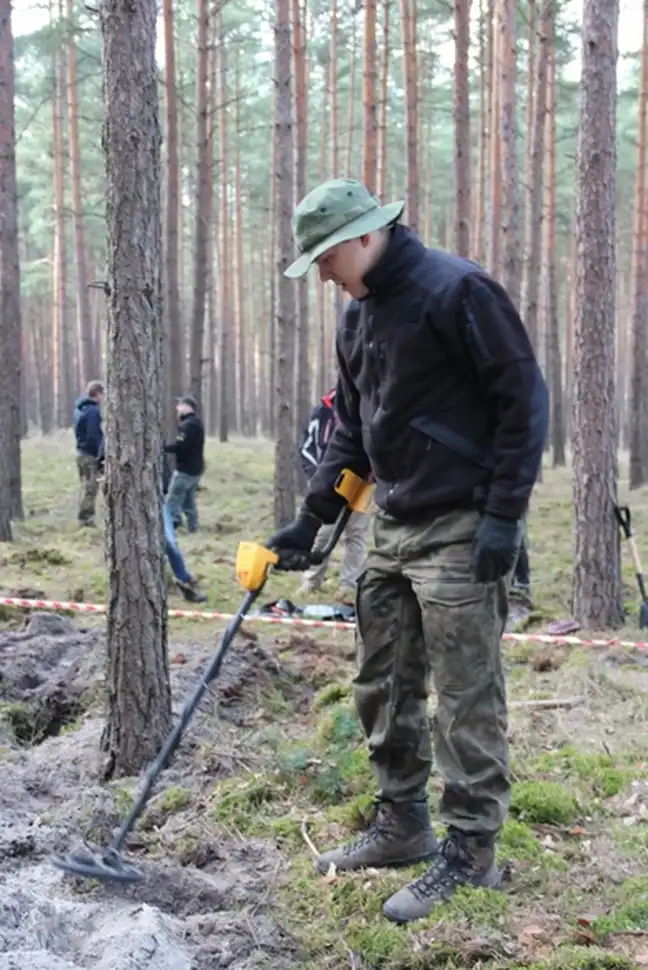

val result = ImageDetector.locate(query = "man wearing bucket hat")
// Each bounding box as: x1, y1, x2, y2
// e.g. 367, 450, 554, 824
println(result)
268, 178, 549, 924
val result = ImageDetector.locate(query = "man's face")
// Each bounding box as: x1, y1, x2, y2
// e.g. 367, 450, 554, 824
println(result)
315, 235, 374, 298
176, 402, 192, 419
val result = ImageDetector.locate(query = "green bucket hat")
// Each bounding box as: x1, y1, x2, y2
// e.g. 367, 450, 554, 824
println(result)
285, 178, 405, 279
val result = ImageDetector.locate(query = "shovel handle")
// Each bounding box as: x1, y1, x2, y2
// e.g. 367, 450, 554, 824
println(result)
627, 535, 646, 586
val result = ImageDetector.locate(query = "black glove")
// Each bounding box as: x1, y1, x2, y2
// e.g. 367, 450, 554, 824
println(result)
471, 513, 520, 584
267, 510, 321, 572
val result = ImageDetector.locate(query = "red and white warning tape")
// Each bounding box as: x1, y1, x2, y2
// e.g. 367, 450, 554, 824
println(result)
1, 594, 648, 652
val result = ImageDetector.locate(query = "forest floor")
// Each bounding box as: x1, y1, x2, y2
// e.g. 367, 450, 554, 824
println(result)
1, 432, 648, 970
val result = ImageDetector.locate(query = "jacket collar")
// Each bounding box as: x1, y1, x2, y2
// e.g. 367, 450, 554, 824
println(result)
361, 224, 427, 299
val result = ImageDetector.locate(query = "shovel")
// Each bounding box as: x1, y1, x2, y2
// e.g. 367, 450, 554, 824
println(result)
614, 504, 648, 629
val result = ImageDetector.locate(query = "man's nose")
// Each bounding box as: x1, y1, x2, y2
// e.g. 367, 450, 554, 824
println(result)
318, 262, 331, 283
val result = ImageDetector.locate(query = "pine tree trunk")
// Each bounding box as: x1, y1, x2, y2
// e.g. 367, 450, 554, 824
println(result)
274, 0, 296, 527
189, 0, 210, 414
498, 0, 521, 306
571, 0, 623, 629
521, 0, 550, 350
345, 13, 357, 176
51, 3, 73, 429
293, 0, 309, 441
0, 0, 22, 539
363, 0, 378, 191
400, 0, 419, 231
453, 0, 471, 256
162, 0, 183, 436
66, 0, 97, 383
218, 9, 231, 442
628, 0, 648, 489
99, 0, 171, 777
544, 33, 565, 466
474, 0, 487, 263
377, 0, 389, 199
487, 0, 501, 276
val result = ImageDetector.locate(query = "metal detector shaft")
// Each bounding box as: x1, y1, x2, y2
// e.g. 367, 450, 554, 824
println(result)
308, 506, 352, 566
110, 585, 262, 855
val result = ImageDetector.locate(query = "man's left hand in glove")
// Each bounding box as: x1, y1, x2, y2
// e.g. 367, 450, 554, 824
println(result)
471, 513, 521, 584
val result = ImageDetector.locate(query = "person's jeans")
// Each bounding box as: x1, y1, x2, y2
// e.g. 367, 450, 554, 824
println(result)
163, 503, 192, 584
166, 470, 200, 532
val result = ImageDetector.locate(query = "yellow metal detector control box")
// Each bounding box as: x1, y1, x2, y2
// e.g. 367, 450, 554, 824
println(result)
235, 542, 279, 592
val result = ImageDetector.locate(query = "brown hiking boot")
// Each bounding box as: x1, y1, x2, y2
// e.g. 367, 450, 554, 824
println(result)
382, 827, 501, 924
315, 798, 438, 876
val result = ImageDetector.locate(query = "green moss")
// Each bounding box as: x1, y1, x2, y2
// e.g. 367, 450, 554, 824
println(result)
442, 884, 509, 925
210, 774, 280, 832
158, 785, 192, 814
511, 779, 578, 825
315, 701, 362, 745
497, 818, 543, 861
514, 947, 640, 970
591, 875, 648, 938
533, 746, 639, 798
313, 683, 351, 709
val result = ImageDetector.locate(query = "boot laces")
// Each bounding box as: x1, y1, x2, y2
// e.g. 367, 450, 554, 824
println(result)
342, 799, 400, 856
409, 831, 473, 902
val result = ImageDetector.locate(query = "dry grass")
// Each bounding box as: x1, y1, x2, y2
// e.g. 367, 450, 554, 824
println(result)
3, 431, 648, 969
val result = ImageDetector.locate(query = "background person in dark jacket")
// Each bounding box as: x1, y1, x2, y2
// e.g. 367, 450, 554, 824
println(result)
164, 394, 205, 532
73, 379, 104, 526
267, 179, 549, 924
161, 453, 206, 603
297, 387, 370, 601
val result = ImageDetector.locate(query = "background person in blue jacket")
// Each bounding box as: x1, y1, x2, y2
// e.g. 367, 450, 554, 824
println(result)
164, 394, 205, 533
73, 380, 104, 527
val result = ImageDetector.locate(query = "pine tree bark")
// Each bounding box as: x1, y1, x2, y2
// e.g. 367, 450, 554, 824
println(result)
487, 0, 501, 276
274, 0, 296, 527
544, 33, 565, 466
400, 0, 419, 231
362, 0, 378, 191
162, 0, 183, 436
66, 0, 97, 383
293, 0, 309, 441
100, 0, 171, 777
453, 0, 471, 256
628, 0, 648, 489
474, 0, 487, 263
217, 8, 231, 442
377, 0, 389, 199
521, 0, 550, 351
189, 0, 210, 415
571, 0, 623, 629
51, 1, 71, 429
0, 0, 22, 539
498, 0, 521, 306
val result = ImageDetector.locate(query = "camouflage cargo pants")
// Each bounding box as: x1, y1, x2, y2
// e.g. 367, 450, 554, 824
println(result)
353, 507, 513, 835
77, 454, 100, 524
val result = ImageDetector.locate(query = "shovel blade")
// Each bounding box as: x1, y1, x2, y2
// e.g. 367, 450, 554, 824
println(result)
639, 603, 648, 630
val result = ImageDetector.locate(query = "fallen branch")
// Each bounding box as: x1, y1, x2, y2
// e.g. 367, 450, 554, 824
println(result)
300, 818, 321, 858
510, 696, 584, 711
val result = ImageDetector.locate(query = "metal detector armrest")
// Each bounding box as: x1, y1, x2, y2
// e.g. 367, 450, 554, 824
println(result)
310, 468, 373, 563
